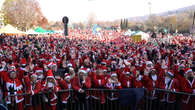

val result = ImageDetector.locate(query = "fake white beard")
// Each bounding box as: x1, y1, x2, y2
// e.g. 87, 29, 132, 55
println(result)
47, 82, 54, 88
165, 76, 171, 84
152, 74, 157, 81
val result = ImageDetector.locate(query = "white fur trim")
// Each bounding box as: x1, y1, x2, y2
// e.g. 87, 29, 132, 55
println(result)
62, 101, 67, 104
16, 85, 23, 91
111, 73, 117, 77
50, 103, 57, 106
82, 80, 86, 84
78, 88, 82, 92
36, 70, 43, 73
48, 62, 53, 67
101, 62, 106, 65
31, 74, 37, 78
0, 68, 4, 72
79, 70, 87, 74
31, 90, 34, 95
186, 69, 192, 74
65, 76, 70, 79
20, 67, 26, 71
167, 71, 174, 77
98, 80, 101, 85
125, 72, 130, 74
146, 61, 153, 65
50, 94, 57, 101
67, 63, 72, 67
116, 82, 121, 87
47, 76, 54, 79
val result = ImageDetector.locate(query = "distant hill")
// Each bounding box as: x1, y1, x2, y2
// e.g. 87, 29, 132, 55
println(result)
128, 5, 195, 22
159, 5, 195, 16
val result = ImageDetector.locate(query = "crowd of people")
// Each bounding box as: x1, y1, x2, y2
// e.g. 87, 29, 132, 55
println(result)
0, 30, 195, 110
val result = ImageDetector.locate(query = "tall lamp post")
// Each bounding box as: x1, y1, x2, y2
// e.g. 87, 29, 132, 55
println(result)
148, 2, 151, 17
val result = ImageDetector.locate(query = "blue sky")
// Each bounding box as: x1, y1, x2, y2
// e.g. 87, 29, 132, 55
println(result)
1, 0, 195, 22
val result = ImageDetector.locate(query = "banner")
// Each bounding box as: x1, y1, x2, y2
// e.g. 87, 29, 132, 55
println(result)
132, 35, 141, 42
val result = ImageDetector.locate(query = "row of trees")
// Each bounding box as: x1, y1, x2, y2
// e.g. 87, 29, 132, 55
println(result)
1, 0, 48, 31
127, 10, 195, 33
72, 10, 195, 34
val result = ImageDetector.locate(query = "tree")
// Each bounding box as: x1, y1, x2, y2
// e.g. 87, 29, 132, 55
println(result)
2, 0, 48, 31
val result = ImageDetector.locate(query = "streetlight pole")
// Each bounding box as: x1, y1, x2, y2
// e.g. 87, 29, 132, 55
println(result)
148, 2, 151, 17
192, 11, 195, 37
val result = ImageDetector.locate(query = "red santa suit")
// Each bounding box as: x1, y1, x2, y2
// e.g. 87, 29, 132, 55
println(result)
72, 68, 91, 102
160, 71, 179, 103
105, 73, 122, 101
0, 70, 24, 110
120, 70, 133, 88
181, 69, 195, 110
55, 74, 71, 104
24, 73, 42, 110
133, 72, 143, 88
72, 74, 91, 92
42, 70, 58, 110
90, 68, 106, 104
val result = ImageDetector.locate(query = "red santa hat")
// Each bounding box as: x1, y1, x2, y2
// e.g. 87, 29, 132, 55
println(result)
101, 59, 107, 65
46, 70, 55, 79
123, 68, 130, 75
64, 73, 70, 79
49, 57, 54, 62
67, 63, 73, 67
111, 53, 117, 57
21, 58, 26, 66
146, 61, 153, 65
184, 68, 192, 75
31, 73, 38, 78
111, 73, 117, 77
35, 67, 43, 73
98, 65, 107, 72
47, 62, 57, 68
9, 64, 16, 71
78, 68, 88, 74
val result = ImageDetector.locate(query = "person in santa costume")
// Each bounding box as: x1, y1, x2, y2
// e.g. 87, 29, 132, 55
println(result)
53, 72, 72, 110
133, 70, 143, 88
72, 68, 91, 110
35, 67, 44, 81
42, 70, 59, 110
106, 73, 122, 100
181, 68, 195, 110
0, 65, 24, 110
60, 73, 73, 110
90, 65, 107, 104
24, 73, 42, 110
142, 69, 161, 110
159, 70, 180, 110
105, 72, 122, 110
120, 68, 134, 88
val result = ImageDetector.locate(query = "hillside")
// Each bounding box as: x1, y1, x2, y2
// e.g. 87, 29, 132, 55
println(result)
128, 5, 195, 22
